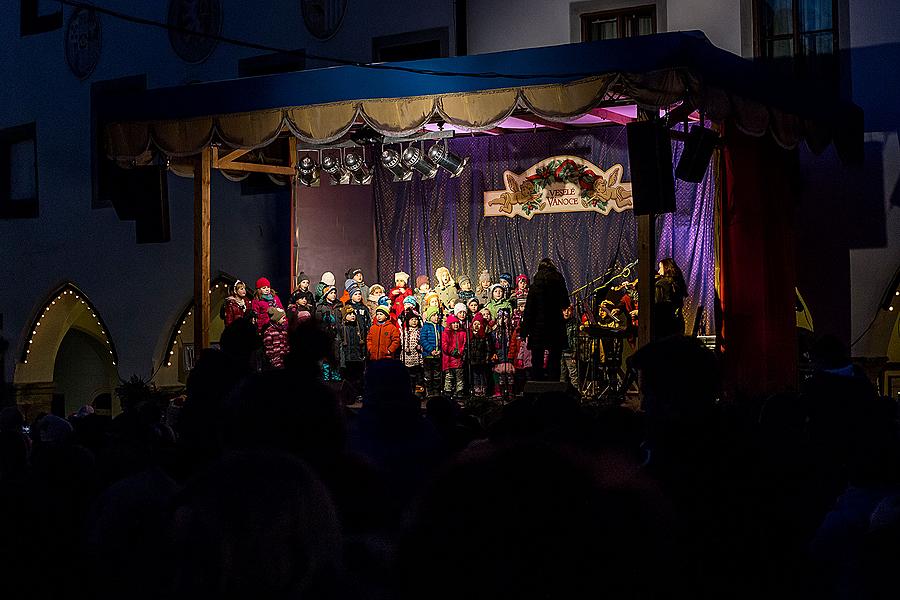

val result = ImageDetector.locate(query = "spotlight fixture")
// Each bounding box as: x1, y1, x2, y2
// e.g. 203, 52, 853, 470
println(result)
321, 154, 350, 185
401, 145, 438, 180
344, 152, 372, 184
381, 148, 413, 181
296, 155, 320, 186
428, 142, 469, 177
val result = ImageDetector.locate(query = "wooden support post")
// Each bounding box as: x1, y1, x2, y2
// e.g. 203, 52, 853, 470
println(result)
288, 137, 298, 285
193, 147, 211, 351
637, 213, 655, 348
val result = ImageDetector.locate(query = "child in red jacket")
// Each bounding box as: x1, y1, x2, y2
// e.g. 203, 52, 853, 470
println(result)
367, 305, 400, 361
441, 314, 467, 400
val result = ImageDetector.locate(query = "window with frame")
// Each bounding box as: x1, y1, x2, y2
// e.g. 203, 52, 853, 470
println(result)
755, 0, 838, 83
581, 5, 656, 42
0, 123, 39, 219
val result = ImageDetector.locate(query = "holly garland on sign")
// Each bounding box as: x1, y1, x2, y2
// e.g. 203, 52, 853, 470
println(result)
526, 159, 605, 207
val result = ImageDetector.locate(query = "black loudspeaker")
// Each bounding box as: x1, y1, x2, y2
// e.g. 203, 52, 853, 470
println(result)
133, 166, 170, 244
675, 125, 718, 183
626, 120, 676, 215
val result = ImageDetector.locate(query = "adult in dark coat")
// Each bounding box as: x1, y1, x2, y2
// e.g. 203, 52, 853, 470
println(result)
520, 258, 570, 380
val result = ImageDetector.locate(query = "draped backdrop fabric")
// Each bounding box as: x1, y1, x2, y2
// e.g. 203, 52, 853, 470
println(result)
373, 127, 715, 334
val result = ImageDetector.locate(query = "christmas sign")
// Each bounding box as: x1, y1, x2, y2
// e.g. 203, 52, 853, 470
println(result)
483, 156, 633, 219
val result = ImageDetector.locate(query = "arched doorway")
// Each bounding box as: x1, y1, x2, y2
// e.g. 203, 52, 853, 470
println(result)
153, 276, 239, 388
13, 284, 119, 421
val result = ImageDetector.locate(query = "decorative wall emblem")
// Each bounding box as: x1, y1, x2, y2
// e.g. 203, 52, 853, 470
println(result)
65, 7, 102, 79
300, 0, 347, 40
167, 0, 223, 63
483, 156, 633, 219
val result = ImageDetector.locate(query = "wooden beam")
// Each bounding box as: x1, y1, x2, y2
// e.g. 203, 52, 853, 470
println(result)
289, 137, 298, 286
193, 147, 211, 351
589, 107, 634, 125
213, 161, 296, 176
517, 114, 567, 130
217, 148, 251, 164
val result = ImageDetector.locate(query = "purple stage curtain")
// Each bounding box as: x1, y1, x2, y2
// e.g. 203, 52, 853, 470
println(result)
373, 127, 715, 334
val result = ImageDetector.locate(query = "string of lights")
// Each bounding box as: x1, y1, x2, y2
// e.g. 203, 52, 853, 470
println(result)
58, 0, 604, 81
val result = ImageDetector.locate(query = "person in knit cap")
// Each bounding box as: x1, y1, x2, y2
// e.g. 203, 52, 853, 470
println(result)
222, 280, 253, 328
457, 274, 475, 303
420, 305, 444, 398
400, 310, 424, 398
251, 277, 284, 334
466, 297, 482, 318
414, 275, 431, 308
515, 274, 530, 299
401, 294, 419, 327
315, 285, 342, 381
263, 306, 289, 369
441, 314, 467, 401
486, 283, 512, 320
423, 291, 441, 315
434, 266, 458, 311
346, 280, 372, 338
365, 284, 386, 321
477, 270, 493, 305
498, 272, 514, 297
315, 271, 336, 305
340, 303, 366, 399
389, 271, 414, 324
345, 268, 369, 302
467, 312, 495, 397
289, 272, 316, 319
367, 305, 400, 361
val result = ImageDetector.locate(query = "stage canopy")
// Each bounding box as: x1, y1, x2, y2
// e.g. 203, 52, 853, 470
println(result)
100, 31, 861, 161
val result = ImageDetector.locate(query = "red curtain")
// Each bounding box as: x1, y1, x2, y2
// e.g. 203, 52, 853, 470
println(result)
720, 125, 798, 399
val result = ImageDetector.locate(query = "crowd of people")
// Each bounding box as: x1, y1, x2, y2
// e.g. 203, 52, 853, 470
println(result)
222, 259, 576, 402
1, 324, 898, 599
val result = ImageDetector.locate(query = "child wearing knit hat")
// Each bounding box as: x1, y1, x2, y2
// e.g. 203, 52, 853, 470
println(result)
251, 276, 284, 334
340, 302, 366, 399
262, 306, 289, 369
367, 305, 400, 361
400, 310, 424, 397
315, 285, 342, 381
420, 305, 444, 398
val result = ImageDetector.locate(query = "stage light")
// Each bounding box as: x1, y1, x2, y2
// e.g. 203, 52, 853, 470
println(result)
401, 146, 438, 179
381, 148, 413, 181
296, 155, 320, 186
321, 155, 350, 185
344, 152, 372, 184
428, 142, 469, 177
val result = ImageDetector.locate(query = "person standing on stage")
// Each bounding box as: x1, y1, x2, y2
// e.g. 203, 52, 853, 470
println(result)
347, 280, 372, 339
457, 275, 475, 303
262, 306, 289, 369
467, 312, 494, 397
289, 272, 315, 317
560, 304, 580, 388
441, 314, 467, 401
343, 268, 369, 303
340, 304, 366, 399
316, 285, 343, 381
420, 306, 444, 399
390, 271, 414, 324
222, 280, 253, 328
400, 311, 424, 398
434, 266, 459, 311
654, 257, 687, 339
476, 270, 493, 306
367, 305, 400, 362
251, 277, 284, 334
315, 271, 336, 305
520, 258, 570, 381
414, 275, 431, 308
365, 284, 386, 321
486, 284, 512, 321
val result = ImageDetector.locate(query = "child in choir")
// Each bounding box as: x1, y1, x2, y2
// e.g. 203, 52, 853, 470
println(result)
467, 312, 495, 397
424, 291, 441, 316
457, 275, 475, 303
389, 271, 414, 324
561, 304, 579, 388
289, 272, 315, 319
420, 306, 444, 399
263, 306, 289, 369
340, 304, 366, 399
498, 272, 513, 297
492, 308, 515, 399
434, 266, 459, 310
223, 280, 253, 327
509, 314, 532, 393
367, 305, 400, 361
441, 314, 467, 401
315, 285, 342, 381
343, 268, 368, 302
251, 277, 284, 334
402, 295, 419, 323
365, 284, 386, 320
477, 269, 492, 305
400, 311, 424, 398
514, 274, 529, 300
466, 297, 481, 319
486, 283, 512, 320
453, 302, 470, 326
414, 275, 431, 307
315, 271, 336, 305
347, 281, 372, 338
